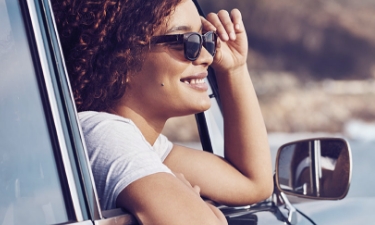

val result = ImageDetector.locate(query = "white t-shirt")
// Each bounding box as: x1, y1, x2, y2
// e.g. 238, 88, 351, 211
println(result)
79, 111, 173, 210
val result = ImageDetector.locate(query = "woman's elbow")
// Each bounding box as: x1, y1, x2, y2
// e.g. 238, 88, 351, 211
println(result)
257, 179, 274, 201
264, 174, 274, 195
243, 177, 274, 204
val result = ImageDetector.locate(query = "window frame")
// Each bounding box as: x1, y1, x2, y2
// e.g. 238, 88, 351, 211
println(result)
192, 0, 224, 156
18, 0, 101, 223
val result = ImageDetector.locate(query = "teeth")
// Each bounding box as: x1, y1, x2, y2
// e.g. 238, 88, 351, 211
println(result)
194, 79, 204, 84
181, 78, 205, 84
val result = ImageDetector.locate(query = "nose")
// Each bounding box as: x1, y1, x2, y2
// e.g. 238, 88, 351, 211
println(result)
193, 45, 214, 66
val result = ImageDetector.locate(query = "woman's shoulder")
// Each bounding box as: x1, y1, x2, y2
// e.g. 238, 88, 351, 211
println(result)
78, 111, 136, 130
78, 111, 131, 124
78, 111, 143, 140
77, 111, 172, 158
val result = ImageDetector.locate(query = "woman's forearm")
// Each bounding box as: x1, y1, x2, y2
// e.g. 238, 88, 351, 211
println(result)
215, 65, 273, 194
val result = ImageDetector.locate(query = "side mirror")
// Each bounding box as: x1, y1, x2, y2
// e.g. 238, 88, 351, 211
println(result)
275, 138, 352, 200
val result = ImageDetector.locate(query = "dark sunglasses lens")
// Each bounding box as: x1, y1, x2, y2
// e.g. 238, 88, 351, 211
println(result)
185, 34, 201, 60
203, 32, 216, 56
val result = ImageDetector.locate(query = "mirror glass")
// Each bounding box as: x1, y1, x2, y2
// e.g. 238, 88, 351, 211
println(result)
276, 138, 351, 199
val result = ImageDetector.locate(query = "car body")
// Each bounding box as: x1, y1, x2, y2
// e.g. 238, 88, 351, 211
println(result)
0, 0, 373, 224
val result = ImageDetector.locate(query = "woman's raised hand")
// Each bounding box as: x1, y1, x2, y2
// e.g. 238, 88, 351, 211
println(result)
202, 9, 248, 74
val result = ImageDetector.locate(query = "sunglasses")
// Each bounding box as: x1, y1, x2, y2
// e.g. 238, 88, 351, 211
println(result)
151, 31, 217, 61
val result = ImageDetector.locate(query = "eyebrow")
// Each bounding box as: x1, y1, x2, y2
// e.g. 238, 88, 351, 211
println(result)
165, 25, 203, 34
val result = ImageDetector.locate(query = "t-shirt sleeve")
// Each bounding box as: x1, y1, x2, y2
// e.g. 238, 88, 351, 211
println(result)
80, 112, 173, 210
153, 134, 173, 161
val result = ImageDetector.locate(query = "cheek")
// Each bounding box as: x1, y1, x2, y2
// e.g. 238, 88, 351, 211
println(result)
134, 56, 184, 99
143, 55, 189, 85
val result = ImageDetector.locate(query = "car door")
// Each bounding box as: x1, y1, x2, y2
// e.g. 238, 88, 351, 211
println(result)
0, 0, 99, 224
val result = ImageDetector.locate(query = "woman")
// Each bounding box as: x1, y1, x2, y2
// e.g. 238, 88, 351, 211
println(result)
52, 0, 273, 224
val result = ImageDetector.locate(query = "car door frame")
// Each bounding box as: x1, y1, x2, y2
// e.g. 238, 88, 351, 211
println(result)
19, 0, 101, 223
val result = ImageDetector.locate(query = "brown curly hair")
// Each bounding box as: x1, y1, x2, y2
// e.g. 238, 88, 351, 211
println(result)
52, 0, 182, 111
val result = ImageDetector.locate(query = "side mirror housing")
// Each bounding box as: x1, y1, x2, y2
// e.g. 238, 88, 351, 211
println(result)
275, 138, 352, 200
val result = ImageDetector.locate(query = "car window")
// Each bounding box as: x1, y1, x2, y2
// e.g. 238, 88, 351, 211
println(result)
203, 76, 224, 156
0, 0, 68, 224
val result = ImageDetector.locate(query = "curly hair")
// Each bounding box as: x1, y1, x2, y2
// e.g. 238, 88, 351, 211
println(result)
52, 0, 182, 111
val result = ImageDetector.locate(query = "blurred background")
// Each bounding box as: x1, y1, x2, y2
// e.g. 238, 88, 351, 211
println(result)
163, 0, 375, 144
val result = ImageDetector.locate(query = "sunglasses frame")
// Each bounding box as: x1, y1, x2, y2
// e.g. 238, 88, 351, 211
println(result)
151, 31, 217, 61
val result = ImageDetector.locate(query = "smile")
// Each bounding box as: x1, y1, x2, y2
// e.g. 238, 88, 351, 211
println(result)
180, 78, 205, 84
180, 77, 208, 92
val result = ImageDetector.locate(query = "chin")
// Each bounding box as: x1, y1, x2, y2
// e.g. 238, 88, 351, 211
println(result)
167, 97, 211, 117
193, 100, 211, 113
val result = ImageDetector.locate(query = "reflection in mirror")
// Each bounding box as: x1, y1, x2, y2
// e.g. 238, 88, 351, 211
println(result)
276, 138, 351, 199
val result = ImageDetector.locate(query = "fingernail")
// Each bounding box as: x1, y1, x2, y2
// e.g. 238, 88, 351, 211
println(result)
235, 24, 240, 30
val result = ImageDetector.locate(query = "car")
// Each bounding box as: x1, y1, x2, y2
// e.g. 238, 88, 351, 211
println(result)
0, 0, 372, 224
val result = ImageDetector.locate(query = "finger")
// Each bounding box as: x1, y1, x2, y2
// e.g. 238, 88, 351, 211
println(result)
217, 10, 237, 41
175, 174, 201, 196
206, 12, 229, 41
176, 173, 186, 181
200, 16, 216, 33
230, 9, 244, 33
193, 185, 201, 196
175, 173, 188, 184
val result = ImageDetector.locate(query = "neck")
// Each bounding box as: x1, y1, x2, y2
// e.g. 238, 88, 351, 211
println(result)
110, 105, 166, 146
